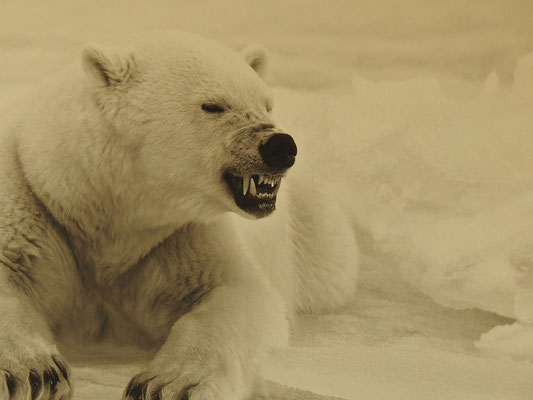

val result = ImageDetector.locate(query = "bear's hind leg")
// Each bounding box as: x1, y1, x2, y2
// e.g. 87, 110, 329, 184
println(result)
288, 178, 359, 314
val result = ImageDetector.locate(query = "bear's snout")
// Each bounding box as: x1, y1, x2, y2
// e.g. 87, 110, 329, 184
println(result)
259, 133, 297, 171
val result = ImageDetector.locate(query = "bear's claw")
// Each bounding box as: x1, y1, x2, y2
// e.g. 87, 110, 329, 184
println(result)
2, 370, 17, 397
29, 369, 42, 399
52, 356, 69, 382
123, 372, 203, 400
124, 374, 151, 400
0, 354, 72, 400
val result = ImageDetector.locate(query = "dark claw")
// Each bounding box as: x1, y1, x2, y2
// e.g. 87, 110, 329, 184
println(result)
150, 385, 163, 400
50, 368, 60, 394
4, 371, 17, 397
179, 384, 197, 400
43, 369, 51, 384
124, 377, 139, 397
44, 367, 60, 394
125, 378, 148, 400
29, 369, 42, 399
52, 356, 69, 381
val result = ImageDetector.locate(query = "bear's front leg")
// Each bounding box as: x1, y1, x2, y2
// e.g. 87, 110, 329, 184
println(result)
122, 229, 289, 400
0, 283, 72, 400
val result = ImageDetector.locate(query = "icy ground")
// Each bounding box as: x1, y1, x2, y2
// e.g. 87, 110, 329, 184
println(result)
2, 0, 533, 399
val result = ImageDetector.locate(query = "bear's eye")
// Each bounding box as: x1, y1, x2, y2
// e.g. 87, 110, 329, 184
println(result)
201, 103, 225, 113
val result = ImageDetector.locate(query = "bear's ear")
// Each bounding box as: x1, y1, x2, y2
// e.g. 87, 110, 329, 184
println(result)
241, 44, 268, 79
81, 44, 137, 88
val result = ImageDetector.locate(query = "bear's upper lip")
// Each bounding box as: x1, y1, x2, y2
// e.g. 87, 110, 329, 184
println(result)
223, 172, 283, 218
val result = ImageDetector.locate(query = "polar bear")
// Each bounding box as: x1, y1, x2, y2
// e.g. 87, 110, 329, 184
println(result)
0, 31, 358, 400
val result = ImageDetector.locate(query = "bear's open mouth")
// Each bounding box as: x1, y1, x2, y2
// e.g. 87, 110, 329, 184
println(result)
223, 172, 282, 218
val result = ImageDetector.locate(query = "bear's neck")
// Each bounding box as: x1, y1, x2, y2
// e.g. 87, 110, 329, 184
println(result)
14, 84, 208, 283
18, 135, 184, 283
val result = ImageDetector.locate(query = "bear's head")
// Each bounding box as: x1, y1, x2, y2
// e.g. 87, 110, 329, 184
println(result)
81, 32, 296, 222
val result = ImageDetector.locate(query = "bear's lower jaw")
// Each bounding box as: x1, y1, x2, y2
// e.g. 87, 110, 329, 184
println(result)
223, 172, 281, 218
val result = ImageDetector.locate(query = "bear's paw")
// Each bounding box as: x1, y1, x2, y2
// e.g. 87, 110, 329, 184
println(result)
0, 348, 71, 400
122, 355, 249, 400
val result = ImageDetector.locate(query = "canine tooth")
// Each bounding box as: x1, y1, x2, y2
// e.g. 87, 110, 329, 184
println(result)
249, 177, 257, 196
273, 185, 280, 196
243, 175, 250, 195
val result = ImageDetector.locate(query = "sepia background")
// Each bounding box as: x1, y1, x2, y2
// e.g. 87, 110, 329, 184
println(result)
2, 0, 533, 399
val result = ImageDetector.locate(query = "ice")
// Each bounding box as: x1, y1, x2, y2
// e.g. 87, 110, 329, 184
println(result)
2, 0, 533, 399
476, 323, 533, 361
275, 55, 533, 361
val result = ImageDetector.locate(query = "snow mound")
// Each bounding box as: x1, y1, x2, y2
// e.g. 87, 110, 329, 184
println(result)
476, 322, 533, 361
275, 52, 533, 361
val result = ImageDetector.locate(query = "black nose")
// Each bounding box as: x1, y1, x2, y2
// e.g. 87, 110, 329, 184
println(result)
259, 133, 297, 170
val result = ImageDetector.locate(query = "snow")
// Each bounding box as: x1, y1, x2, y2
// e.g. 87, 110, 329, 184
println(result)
477, 323, 533, 361
2, 0, 533, 399
276, 57, 533, 321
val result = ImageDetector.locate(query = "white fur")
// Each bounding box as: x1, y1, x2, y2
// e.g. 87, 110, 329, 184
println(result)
0, 31, 358, 400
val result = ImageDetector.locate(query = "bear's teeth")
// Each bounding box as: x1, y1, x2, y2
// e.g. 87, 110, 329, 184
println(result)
273, 185, 280, 196
243, 175, 250, 195
249, 177, 257, 196
250, 174, 281, 189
